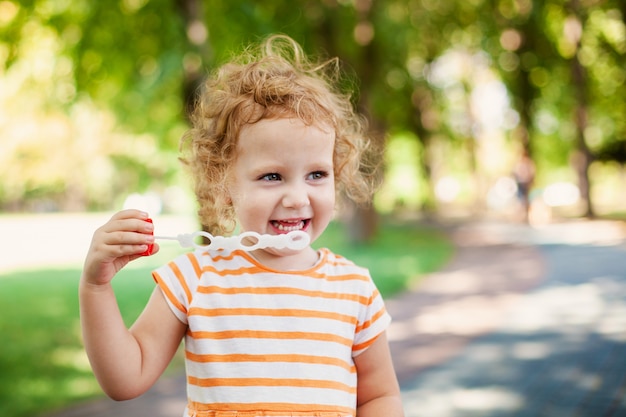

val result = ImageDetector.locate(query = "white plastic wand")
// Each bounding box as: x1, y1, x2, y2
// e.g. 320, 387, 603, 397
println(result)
154, 230, 310, 252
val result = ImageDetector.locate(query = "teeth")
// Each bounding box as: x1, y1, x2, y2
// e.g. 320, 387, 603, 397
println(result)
273, 220, 305, 232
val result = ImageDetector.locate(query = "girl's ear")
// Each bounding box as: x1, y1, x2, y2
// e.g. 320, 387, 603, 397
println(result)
221, 175, 234, 206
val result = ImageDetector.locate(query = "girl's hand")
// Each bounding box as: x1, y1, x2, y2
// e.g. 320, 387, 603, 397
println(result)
82, 210, 159, 287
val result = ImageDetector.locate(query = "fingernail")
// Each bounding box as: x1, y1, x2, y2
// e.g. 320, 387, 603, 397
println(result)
140, 244, 154, 256
141, 218, 154, 256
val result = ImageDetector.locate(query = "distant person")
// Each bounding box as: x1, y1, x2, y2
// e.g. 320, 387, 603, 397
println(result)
514, 149, 535, 221
79, 35, 404, 417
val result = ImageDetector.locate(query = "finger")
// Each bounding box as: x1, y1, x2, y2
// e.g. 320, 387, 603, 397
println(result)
102, 217, 155, 235
140, 242, 160, 257
103, 229, 154, 248
91, 212, 155, 259
140, 218, 155, 256
109, 209, 150, 222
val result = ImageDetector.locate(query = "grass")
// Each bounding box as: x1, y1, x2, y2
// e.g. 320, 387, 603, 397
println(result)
599, 210, 626, 221
315, 220, 453, 296
0, 220, 453, 417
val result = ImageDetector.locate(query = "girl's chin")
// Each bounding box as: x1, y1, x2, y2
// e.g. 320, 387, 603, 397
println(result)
261, 246, 306, 258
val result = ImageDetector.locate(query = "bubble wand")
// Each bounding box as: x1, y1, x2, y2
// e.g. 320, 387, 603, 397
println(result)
141, 219, 310, 255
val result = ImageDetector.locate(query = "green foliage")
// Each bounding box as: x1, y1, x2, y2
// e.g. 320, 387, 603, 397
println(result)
1, 0, 625, 213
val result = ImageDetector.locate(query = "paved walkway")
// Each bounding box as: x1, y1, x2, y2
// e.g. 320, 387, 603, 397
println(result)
40, 218, 626, 417
400, 219, 626, 416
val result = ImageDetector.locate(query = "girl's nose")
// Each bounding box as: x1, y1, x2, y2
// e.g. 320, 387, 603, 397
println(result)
282, 185, 310, 209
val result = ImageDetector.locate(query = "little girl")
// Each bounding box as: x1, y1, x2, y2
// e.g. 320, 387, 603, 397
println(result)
80, 34, 404, 417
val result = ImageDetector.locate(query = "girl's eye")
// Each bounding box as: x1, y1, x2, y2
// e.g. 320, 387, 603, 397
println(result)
309, 171, 329, 180
261, 173, 281, 181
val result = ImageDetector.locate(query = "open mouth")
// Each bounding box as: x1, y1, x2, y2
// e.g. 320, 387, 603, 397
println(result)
271, 219, 310, 233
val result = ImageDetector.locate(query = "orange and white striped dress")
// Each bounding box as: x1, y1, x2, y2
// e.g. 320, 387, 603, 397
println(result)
152, 247, 391, 417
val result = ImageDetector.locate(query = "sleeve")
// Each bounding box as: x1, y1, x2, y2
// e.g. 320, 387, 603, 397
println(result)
152, 252, 202, 324
352, 274, 392, 357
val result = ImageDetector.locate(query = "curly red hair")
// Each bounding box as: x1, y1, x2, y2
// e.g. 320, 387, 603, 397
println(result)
181, 35, 377, 234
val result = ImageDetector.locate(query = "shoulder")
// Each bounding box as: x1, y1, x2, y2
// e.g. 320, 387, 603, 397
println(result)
319, 248, 367, 272
316, 248, 373, 288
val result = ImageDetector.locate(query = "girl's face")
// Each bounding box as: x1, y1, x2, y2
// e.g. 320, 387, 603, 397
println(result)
228, 117, 336, 268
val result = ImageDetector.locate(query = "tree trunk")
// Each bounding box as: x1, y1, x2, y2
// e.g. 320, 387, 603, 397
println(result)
569, 3, 594, 218
175, 0, 212, 116
316, 0, 383, 243
175, 0, 213, 236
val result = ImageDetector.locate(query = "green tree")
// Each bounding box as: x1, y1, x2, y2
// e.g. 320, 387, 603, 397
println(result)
0, 0, 192, 210
2, 0, 625, 219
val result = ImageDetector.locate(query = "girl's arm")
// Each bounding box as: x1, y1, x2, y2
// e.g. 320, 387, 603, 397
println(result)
354, 331, 405, 416
79, 210, 187, 400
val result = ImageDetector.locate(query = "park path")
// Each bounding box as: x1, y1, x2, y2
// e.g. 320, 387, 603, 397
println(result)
400, 219, 626, 416
28, 215, 626, 417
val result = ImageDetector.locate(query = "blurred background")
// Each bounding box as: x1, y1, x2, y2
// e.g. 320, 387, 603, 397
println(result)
2, 0, 625, 226
2, 1, 626, 416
